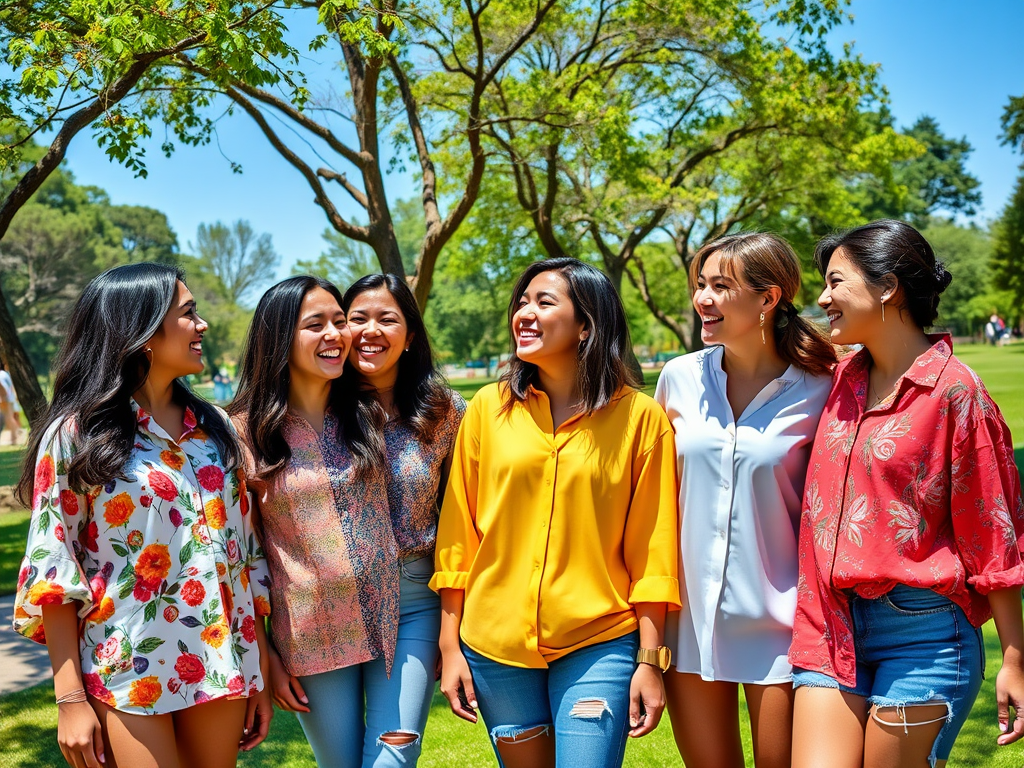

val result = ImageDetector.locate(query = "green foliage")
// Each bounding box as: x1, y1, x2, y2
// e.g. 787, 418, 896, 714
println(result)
854, 114, 982, 225
991, 167, 1024, 327
0, 1, 298, 178
191, 220, 279, 307
1001, 93, 1024, 151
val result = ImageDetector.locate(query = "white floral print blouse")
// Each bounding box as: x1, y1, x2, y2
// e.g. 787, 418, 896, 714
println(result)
13, 402, 270, 714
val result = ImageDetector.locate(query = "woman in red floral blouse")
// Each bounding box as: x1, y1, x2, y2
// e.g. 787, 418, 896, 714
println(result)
790, 220, 1024, 768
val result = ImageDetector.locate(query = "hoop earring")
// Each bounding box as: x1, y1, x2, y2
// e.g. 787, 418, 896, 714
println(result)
759, 312, 766, 345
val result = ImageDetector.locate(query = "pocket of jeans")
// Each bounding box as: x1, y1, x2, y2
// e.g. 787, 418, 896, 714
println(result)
879, 587, 956, 616
401, 554, 435, 584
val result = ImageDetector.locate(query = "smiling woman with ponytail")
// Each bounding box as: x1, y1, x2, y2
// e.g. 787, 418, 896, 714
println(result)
654, 232, 836, 768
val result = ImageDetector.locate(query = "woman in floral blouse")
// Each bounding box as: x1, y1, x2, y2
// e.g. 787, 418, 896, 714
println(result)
14, 263, 272, 768
790, 220, 1024, 768
231, 274, 463, 768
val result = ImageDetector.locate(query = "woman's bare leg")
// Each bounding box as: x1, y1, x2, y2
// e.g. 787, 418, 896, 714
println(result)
863, 702, 948, 768
89, 698, 179, 768
663, 671, 744, 768
744, 682, 794, 768
792, 686, 869, 768
173, 697, 247, 768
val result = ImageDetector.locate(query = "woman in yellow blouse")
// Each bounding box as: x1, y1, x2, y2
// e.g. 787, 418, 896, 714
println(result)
432, 258, 680, 768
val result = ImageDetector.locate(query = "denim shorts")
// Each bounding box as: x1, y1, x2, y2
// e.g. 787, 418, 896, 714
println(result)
793, 584, 985, 766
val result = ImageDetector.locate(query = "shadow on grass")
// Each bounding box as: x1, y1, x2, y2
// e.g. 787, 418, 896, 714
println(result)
0, 680, 66, 767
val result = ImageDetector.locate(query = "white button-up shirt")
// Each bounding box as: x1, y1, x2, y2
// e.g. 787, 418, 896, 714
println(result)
655, 346, 831, 683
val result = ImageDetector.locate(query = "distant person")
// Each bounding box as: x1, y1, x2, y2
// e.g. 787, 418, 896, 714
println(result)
790, 220, 1024, 768
655, 233, 836, 768
434, 258, 680, 768
213, 367, 233, 402
985, 314, 1006, 346
0, 360, 22, 445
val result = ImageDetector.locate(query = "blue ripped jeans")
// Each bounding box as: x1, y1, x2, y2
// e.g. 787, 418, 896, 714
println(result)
462, 631, 640, 768
295, 555, 440, 768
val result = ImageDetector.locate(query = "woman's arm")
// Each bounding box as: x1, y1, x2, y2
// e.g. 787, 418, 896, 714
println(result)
988, 588, 1024, 745
628, 602, 668, 738
42, 602, 105, 768
438, 588, 477, 723
240, 617, 275, 750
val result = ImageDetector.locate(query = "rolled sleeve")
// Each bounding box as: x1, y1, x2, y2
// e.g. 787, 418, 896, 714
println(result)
13, 422, 92, 643
623, 423, 681, 609
431, 396, 482, 593
951, 403, 1024, 594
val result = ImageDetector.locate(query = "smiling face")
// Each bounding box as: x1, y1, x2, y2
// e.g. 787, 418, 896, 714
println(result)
345, 287, 411, 390
817, 247, 888, 346
512, 270, 587, 373
288, 287, 351, 384
147, 281, 208, 380
692, 252, 769, 348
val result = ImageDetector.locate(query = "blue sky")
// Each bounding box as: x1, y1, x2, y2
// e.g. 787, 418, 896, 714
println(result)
59, 0, 1024, 277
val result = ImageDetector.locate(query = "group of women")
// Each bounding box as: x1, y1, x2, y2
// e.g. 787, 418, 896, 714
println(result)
12, 217, 1024, 768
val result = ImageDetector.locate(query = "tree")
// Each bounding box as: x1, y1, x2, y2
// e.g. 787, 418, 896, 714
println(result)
921, 220, 1003, 336
460, 0, 917, 350
0, 1, 293, 420
105, 205, 180, 264
855, 114, 982, 225
1001, 93, 1024, 151
991, 170, 1024, 328
191, 220, 279, 307
175, 0, 559, 310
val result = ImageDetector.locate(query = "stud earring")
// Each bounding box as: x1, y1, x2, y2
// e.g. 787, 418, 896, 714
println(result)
759, 312, 766, 345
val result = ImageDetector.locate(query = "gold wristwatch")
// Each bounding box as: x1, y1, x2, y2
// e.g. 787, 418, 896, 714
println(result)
635, 646, 672, 672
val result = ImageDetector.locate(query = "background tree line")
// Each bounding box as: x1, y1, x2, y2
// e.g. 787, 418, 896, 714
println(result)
0, 0, 1021, 420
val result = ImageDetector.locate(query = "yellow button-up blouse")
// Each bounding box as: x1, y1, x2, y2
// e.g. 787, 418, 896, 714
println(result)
431, 383, 681, 668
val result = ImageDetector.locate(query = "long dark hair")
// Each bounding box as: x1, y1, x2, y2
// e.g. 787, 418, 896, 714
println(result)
690, 232, 837, 377
229, 276, 384, 479
338, 274, 453, 462
17, 263, 239, 506
500, 258, 641, 413
813, 219, 953, 328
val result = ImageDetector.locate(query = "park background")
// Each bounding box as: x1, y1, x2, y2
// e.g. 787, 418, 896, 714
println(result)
0, 0, 1023, 765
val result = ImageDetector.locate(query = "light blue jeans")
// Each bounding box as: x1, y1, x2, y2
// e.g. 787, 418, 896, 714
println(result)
295, 555, 441, 768
462, 631, 640, 768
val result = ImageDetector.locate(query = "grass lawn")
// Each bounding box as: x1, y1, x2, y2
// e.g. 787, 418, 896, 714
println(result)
0, 445, 23, 488
0, 341, 1022, 766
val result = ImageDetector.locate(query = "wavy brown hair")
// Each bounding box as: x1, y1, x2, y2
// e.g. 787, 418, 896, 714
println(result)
690, 232, 837, 377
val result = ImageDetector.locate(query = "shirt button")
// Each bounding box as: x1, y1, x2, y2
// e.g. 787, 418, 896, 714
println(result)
722, 480, 730, 489
550, 450, 556, 458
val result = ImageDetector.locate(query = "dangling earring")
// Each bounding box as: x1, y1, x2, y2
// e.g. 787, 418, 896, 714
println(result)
881, 300, 886, 323
759, 312, 766, 345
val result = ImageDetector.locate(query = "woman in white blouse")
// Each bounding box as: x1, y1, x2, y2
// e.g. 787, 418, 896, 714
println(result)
655, 233, 836, 768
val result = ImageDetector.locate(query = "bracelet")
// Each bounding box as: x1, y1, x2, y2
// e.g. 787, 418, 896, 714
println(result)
56, 689, 88, 705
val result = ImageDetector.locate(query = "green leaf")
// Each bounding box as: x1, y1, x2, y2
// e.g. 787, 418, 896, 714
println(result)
179, 539, 194, 566
144, 600, 157, 623
136, 637, 165, 655
29, 545, 51, 562
111, 542, 128, 557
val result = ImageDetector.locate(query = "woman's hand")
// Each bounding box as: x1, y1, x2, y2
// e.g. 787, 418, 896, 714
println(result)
997, 650, 1024, 745
56, 700, 105, 768
240, 686, 274, 751
439, 647, 478, 723
267, 647, 309, 713
628, 663, 666, 738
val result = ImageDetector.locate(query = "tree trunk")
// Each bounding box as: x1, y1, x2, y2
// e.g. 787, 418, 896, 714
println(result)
0, 281, 46, 423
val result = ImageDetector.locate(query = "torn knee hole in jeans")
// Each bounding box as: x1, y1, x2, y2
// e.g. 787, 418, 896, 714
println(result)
872, 700, 952, 735
492, 724, 551, 744
377, 730, 420, 748
569, 698, 611, 720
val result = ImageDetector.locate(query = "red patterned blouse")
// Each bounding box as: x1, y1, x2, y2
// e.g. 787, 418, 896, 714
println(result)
789, 335, 1024, 686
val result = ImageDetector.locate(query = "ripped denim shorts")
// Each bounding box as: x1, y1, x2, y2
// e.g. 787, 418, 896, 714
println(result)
793, 584, 985, 766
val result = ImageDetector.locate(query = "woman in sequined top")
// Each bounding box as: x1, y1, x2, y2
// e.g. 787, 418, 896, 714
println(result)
231, 274, 463, 768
